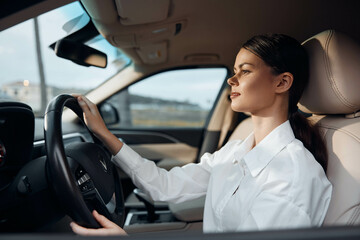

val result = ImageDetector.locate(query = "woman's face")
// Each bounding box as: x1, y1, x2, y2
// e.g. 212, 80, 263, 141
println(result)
227, 48, 281, 115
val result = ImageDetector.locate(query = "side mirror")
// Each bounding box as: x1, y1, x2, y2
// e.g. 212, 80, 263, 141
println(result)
55, 39, 107, 68
99, 103, 119, 125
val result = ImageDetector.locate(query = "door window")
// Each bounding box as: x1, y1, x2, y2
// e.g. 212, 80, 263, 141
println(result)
104, 68, 227, 128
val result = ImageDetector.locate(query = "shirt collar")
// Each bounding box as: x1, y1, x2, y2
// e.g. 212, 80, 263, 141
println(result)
242, 120, 295, 177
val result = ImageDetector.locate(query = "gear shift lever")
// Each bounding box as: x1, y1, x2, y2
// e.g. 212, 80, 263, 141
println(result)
133, 188, 158, 223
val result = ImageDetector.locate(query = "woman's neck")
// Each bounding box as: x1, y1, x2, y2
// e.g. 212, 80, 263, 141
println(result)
250, 109, 288, 148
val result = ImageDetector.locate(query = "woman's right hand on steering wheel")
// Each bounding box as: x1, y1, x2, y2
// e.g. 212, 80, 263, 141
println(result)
73, 94, 123, 156
73, 94, 108, 137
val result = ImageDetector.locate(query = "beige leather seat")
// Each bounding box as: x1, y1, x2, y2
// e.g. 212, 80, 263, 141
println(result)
300, 30, 360, 225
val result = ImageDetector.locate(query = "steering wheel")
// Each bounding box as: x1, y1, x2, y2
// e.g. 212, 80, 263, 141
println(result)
44, 94, 125, 228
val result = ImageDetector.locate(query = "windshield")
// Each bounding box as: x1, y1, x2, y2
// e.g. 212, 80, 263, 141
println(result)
0, 2, 130, 117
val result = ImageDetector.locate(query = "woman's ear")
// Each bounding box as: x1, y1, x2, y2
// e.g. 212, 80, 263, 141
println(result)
275, 72, 293, 93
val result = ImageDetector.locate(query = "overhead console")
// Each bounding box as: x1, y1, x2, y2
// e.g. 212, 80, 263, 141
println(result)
81, 0, 186, 65
115, 0, 170, 25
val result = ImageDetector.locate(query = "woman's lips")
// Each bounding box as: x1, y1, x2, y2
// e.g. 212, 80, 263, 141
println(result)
230, 92, 240, 99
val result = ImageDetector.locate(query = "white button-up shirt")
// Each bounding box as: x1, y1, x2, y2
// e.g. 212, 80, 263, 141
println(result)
113, 120, 332, 233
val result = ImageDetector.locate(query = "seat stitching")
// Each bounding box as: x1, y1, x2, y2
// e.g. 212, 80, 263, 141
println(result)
318, 124, 360, 142
334, 204, 360, 225
323, 30, 355, 109
348, 205, 360, 225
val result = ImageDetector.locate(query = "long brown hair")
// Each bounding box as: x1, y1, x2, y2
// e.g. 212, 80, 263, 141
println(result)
242, 34, 327, 171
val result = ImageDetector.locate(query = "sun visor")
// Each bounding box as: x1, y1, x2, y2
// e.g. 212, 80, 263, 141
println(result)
115, 0, 170, 25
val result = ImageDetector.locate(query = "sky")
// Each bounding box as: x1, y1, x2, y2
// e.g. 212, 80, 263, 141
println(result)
129, 68, 227, 109
0, 2, 119, 90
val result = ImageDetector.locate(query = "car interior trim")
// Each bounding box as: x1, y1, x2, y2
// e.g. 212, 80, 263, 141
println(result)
111, 130, 180, 144
33, 132, 87, 147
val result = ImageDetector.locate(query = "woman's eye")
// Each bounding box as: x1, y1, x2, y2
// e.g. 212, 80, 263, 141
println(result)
241, 70, 250, 74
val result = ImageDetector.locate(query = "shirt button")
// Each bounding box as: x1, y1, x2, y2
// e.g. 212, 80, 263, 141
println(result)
233, 160, 238, 164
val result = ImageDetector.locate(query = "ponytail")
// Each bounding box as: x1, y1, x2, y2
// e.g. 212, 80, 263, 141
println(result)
289, 111, 328, 171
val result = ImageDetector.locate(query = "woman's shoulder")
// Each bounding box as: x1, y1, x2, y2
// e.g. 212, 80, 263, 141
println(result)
263, 139, 329, 193
284, 139, 332, 219
287, 139, 325, 173
278, 139, 331, 193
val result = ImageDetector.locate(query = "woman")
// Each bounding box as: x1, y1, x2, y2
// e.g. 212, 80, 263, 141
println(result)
70, 34, 332, 235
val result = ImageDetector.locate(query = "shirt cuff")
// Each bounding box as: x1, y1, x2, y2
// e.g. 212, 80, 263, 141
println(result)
112, 143, 142, 174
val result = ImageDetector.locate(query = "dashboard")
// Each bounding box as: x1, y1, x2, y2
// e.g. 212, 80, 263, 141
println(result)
0, 102, 89, 232
0, 102, 34, 191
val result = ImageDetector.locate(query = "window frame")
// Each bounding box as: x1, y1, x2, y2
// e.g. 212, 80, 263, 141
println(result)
100, 65, 231, 130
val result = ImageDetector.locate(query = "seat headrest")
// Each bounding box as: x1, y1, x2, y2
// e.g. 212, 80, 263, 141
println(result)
299, 30, 360, 115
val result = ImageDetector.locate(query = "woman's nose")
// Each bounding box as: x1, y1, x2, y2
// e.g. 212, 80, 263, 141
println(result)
227, 75, 238, 86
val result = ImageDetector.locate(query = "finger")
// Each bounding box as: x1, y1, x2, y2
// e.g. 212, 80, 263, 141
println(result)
77, 96, 91, 114
71, 223, 112, 236
79, 95, 94, 108
80, 96, 99, 115
92, 210, 118, 229
70, 222, 96, 236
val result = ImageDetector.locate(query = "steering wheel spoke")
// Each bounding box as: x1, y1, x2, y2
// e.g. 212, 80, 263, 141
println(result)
82, 184, 113, 221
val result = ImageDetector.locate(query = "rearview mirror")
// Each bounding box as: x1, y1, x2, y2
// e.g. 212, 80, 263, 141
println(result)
54, 39, 107, 68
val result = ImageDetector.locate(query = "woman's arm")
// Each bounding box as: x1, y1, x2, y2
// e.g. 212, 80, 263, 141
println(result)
113, 144, 212, 203
71, 95, 214, 235
75, 95, 212, 202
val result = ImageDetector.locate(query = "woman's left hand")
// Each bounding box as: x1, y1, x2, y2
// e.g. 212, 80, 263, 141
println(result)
70, 210, 127, 236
